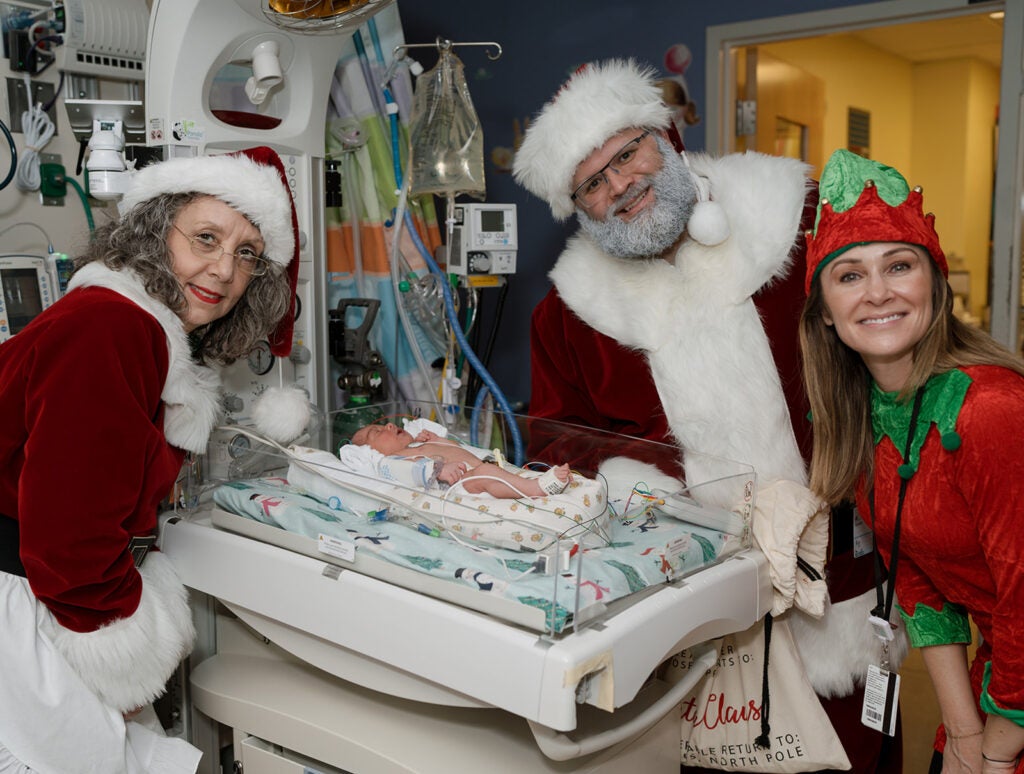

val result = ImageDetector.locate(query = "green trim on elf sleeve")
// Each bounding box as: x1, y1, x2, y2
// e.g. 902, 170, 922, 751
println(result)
898, 601, 971, 647
981, 661, 1024, 726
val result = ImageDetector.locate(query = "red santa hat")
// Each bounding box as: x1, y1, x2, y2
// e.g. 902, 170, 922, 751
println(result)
513, 59, 673, 222
119, 145, 300, 356
512, 59, 727, 245
805, 149, 946, 294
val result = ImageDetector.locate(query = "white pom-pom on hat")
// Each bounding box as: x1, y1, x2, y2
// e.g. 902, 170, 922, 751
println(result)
682, 152, 730, 246
689, 200, 730, 246
251, 386, 312, 444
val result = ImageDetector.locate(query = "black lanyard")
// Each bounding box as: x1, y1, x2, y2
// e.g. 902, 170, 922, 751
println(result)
869, 387, 925, 621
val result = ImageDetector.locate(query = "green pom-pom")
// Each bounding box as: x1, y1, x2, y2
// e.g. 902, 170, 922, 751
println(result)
897, 463, 916, 480
941, 432, 961, 451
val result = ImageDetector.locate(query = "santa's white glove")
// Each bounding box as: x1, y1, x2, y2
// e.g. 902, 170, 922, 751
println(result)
751, 479, 830, 617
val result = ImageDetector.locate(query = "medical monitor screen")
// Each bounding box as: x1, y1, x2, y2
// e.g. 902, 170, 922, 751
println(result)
2, 268, 43, 334
479, 209, 505, 233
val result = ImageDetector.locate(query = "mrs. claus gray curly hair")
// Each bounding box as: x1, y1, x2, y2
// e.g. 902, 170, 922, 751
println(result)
75, 192, 291, 366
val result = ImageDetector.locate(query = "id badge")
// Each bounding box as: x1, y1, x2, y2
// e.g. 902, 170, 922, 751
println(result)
861, 664, 900, 736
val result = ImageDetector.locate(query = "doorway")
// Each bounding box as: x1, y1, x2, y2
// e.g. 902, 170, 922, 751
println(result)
708, 3, 1020, 770
735, 48, 826, 173
708, 0, 1023, 352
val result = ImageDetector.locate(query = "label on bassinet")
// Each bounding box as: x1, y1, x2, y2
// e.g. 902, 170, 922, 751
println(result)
660, 535, 690, 577
317, 533, 355, 563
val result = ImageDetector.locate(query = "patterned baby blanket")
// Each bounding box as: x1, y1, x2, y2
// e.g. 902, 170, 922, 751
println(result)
214, 476, 746, 634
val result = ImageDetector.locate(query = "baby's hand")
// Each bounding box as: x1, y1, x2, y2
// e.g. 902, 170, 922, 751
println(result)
438, 460, 467, 485
415, 430, 441, 442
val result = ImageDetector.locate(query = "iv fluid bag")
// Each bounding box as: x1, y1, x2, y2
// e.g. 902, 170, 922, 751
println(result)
408, 48, 485, 199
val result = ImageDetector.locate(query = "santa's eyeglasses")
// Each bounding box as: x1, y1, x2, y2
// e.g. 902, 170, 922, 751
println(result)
570, 131, 651, 208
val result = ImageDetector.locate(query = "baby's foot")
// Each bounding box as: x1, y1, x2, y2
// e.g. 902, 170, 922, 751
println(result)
537, 464, 571, 495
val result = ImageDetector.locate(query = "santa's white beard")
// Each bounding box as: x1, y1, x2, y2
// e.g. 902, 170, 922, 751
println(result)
577, 138, 696, 259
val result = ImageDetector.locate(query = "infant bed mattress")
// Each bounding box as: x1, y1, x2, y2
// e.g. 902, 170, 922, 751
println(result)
285, 445, 611, 552
212, 476, 746, 634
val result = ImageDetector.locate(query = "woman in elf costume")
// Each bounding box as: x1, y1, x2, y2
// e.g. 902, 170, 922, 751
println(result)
801, 149, 1024, 773
0, 147, 298, 773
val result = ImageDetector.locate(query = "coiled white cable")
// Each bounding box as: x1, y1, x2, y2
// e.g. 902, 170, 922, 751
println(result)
14, 73, 55, 193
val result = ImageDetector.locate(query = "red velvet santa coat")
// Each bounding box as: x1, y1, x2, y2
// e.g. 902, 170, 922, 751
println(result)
0, 263, 215, 717
529, 250, 810, 470
529, 151, 900, 773
858, 366, 1024, 731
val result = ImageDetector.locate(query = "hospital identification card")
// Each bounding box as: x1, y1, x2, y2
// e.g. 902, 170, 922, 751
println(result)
317, 533, 355, 563
861, 664, 900, 736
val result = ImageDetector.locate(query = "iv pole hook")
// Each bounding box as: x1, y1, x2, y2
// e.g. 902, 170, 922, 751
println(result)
394, 38, 502, 61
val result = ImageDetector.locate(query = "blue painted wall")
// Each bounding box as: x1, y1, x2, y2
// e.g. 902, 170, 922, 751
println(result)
398, 0, 873, 407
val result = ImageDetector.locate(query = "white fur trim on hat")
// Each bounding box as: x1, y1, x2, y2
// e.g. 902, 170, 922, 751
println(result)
512, 59, 672, 221
118, 153, 294, 268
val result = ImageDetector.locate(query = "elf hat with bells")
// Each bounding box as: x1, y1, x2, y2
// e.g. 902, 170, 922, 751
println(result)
805, 148, 947, 295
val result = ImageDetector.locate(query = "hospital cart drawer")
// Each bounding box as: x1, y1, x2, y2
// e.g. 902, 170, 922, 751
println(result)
238, 736, 351, 774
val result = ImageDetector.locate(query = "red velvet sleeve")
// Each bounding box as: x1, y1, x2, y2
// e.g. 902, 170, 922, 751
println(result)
752, 181, 817, 464
528, 289, 682, 476
956, 369, 1024, 711
18, 295, 175, 632
530, 289, 670, 437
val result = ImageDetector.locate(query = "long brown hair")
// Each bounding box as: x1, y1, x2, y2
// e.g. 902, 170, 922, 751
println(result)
801, 254, 1024, 504
75, 192, 291, 365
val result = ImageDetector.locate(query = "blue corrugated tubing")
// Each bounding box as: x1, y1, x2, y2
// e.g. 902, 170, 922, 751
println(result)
401, 207, 523, 465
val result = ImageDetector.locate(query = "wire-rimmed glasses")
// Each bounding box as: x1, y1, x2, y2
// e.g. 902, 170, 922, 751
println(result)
570, 130, 651, 209
173, 225, 270, 277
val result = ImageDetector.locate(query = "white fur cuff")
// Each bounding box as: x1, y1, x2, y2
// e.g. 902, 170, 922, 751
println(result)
45, 552, 196, 712
788, 589, 910, 698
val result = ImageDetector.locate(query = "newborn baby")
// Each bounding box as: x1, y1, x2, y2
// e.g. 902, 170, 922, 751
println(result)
351, 422, 571, 499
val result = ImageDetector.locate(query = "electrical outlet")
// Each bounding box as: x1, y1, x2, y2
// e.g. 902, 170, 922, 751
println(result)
6, 26, 53, 74
6, 28, 30, 71
39, 153, 66, 206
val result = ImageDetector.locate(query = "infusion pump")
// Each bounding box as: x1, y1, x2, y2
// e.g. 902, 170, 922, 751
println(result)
446, 203, 517, 276
0, 255, 59, 343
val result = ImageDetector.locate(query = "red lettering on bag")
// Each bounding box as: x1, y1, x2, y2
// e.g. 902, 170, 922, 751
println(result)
681, 692, 762, 729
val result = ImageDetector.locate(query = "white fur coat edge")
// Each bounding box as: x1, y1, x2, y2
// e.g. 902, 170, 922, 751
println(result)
68, 263, 222, 454
42, 552, 196, 711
